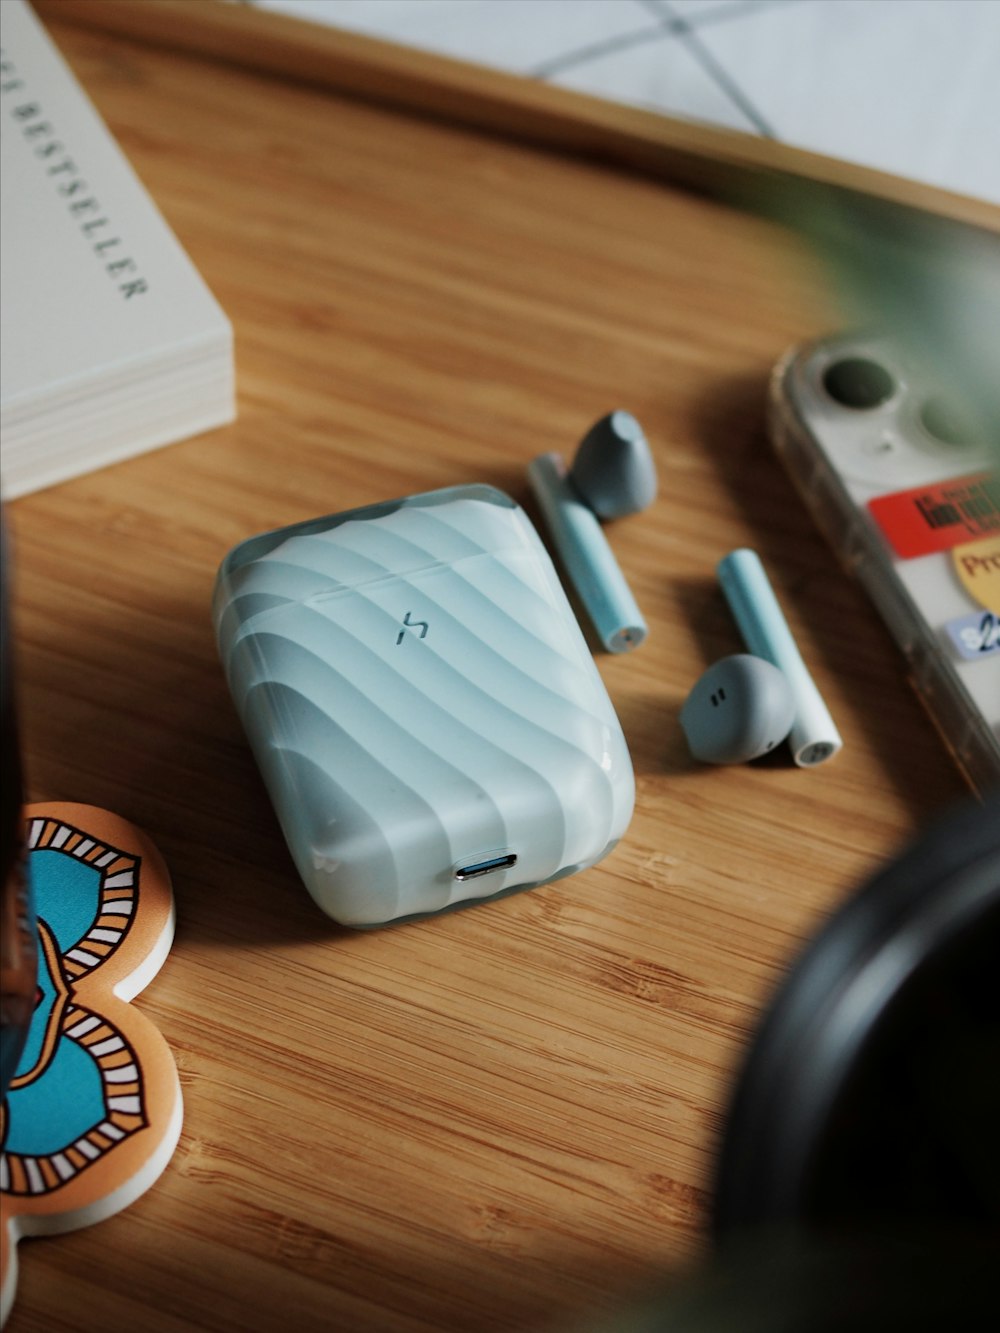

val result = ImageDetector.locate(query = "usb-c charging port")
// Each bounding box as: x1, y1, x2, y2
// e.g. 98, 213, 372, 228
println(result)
454, 853, 517, 882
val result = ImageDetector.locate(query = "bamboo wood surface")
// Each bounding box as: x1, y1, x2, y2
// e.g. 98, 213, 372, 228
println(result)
4, 6, 969, 1332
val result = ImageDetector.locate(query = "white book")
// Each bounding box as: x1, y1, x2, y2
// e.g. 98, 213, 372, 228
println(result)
0, 0, 235, 499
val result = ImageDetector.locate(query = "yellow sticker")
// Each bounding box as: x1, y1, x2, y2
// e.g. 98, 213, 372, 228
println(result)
952, 537, 1000, 615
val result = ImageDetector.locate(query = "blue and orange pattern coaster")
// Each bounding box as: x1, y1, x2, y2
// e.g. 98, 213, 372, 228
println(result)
1, 803, 182, 1326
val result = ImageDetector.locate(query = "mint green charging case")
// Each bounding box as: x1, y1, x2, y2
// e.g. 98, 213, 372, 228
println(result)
212, 485, 634, 926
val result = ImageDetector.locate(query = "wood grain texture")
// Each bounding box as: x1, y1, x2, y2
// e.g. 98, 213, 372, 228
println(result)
4, 8, 967, 1333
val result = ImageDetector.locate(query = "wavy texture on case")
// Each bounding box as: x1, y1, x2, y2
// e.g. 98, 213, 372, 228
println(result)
213, 486, 634, 926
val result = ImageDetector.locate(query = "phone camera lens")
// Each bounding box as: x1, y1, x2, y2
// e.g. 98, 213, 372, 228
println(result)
920, 397, 979, 448
822, 358, 896, 409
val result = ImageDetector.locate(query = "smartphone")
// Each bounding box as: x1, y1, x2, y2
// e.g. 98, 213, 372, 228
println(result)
767, 331, 1000, 795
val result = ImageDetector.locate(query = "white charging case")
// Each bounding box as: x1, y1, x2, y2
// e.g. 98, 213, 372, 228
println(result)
212, 485, 635, 927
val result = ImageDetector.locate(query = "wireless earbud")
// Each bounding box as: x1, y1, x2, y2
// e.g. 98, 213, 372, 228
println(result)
680, 654, 795, 764
681, 549, 843, 767
568, 411, 658, 519
527, 411, 657, 653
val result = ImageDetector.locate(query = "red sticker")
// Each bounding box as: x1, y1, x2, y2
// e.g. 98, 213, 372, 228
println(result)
868, 471, 1000, 559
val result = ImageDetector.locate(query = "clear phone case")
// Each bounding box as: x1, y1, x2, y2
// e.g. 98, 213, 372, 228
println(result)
768, 332, 1000, 794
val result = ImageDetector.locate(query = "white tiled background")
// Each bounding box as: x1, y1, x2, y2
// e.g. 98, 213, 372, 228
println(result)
246, 0, 1000, 205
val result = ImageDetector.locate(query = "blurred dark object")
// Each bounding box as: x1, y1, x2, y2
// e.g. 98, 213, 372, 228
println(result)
580, 797, 999, 1331
578, 1229, 995, 1332
712, 792, 1000, 1237
1, 510, 36, 1102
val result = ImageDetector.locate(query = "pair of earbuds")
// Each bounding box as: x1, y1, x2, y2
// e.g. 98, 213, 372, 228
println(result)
529, 412, 841, 768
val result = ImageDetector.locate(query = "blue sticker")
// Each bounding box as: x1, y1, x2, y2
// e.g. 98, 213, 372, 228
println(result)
945, 610, 1000, 660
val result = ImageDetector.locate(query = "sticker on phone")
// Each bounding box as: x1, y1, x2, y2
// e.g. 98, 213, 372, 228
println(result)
945, 609, 1000, 660
952, 536, 1000, 615
869, 472, 1000, 559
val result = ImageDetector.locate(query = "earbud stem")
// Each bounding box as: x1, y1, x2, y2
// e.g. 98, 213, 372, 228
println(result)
718, 548, 842, 766
528, 452, 647, 653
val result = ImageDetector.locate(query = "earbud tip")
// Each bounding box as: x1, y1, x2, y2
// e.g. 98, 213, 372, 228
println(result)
568, 411, 657, 520
680, 654, 795, 764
